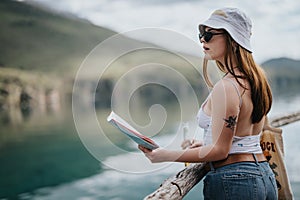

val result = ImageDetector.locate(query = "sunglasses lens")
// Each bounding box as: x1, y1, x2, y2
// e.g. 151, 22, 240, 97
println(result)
204, 32, 213, 42
199, 32, 213, 42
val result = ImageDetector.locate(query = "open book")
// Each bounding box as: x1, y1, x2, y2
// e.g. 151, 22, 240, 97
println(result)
107, 111, 159, 150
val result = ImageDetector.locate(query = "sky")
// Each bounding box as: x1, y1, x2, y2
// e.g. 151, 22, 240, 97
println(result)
25, 0, 300, 63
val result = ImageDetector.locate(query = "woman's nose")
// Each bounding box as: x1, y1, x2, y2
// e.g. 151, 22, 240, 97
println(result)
199, 36, 205, 43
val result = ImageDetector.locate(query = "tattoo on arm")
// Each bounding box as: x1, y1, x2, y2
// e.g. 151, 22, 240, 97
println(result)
223, 115, 237, 131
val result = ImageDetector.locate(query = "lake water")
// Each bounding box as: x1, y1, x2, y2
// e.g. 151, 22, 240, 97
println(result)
1, 89, 300, 200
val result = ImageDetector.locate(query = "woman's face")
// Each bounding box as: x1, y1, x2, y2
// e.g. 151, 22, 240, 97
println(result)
200, 27, 227, 63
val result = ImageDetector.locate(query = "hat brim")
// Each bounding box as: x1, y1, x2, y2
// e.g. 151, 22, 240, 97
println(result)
199, 19, 252, 53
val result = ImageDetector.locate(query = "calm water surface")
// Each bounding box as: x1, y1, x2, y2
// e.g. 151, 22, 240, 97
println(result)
1, 90, 300, 200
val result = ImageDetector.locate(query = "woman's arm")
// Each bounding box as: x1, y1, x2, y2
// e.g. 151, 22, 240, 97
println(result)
197, 79, 241, 160
139, 79, 241, 163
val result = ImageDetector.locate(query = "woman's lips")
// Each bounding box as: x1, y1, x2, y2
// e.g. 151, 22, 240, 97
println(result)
203, 46, 210, 51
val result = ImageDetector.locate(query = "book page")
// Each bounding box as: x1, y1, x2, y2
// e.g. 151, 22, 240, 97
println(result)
107, 111, 159, 150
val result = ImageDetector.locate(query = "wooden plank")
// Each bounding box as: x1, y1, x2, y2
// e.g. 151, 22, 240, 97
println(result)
270, 111, 300, 128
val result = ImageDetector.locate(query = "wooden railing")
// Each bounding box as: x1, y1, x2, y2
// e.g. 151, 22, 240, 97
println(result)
144, 111, 300, 200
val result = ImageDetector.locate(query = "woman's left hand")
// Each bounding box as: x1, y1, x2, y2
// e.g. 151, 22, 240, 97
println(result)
138, 145, 172, 163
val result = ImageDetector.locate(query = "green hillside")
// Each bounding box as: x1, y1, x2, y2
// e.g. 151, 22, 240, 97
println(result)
0, 0, 203, 79
0, 0, 116, 75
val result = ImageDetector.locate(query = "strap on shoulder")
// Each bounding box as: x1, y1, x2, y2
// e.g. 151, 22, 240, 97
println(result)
223, 78, 243, 108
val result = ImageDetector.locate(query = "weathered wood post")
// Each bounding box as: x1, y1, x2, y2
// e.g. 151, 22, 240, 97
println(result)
270, 111, 300, 128
144, 162, 207, 200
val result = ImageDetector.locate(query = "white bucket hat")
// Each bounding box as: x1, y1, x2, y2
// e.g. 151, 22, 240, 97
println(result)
199, 7, 252, 53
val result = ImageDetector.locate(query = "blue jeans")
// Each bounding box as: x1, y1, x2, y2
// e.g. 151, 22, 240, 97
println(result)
203, 161, 278, 200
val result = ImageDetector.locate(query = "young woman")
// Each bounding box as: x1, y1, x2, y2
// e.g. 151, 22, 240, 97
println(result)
139, 7, 278, 199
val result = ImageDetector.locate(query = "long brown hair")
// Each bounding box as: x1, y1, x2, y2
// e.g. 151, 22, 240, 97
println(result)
203, 32, 272, 123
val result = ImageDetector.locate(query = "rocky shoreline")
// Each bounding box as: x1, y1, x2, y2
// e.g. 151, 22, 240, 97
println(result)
0, 68, 63, 125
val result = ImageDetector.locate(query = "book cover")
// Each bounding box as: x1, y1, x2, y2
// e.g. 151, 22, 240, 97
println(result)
107, 111, 159, 150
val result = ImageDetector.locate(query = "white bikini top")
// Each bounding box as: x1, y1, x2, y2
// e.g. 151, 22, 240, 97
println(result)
196, 78, 262, 154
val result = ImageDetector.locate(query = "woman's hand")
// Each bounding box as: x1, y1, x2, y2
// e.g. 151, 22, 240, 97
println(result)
181, 139, 192, 149
190, 140, 203, 148
138, 145, 173, 163
181, 139, 203, 149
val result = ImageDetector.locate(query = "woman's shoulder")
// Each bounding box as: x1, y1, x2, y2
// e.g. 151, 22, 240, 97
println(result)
212, 78, 239, 93
211, 78, 242, 107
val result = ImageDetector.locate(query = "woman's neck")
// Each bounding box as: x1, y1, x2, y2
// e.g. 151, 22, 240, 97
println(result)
219, 56, 238, 72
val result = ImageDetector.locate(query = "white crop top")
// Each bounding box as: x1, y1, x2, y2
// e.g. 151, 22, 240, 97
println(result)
196, 79, 262, 154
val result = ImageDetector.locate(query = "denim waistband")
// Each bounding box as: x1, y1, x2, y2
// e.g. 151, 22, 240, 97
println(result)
208, 153, 267, 171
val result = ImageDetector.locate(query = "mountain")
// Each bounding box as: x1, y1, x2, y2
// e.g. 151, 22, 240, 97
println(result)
261, 57, 300, 88
0, 0, 117, 75
262, 57, 300, 71
0, 0, 202, 78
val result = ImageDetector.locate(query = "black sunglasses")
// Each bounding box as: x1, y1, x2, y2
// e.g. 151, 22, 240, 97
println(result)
198, 31, 225, 43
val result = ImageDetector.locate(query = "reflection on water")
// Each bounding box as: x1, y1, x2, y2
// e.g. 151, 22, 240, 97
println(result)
1, 87, 300, 199
0, 109, 101, 199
